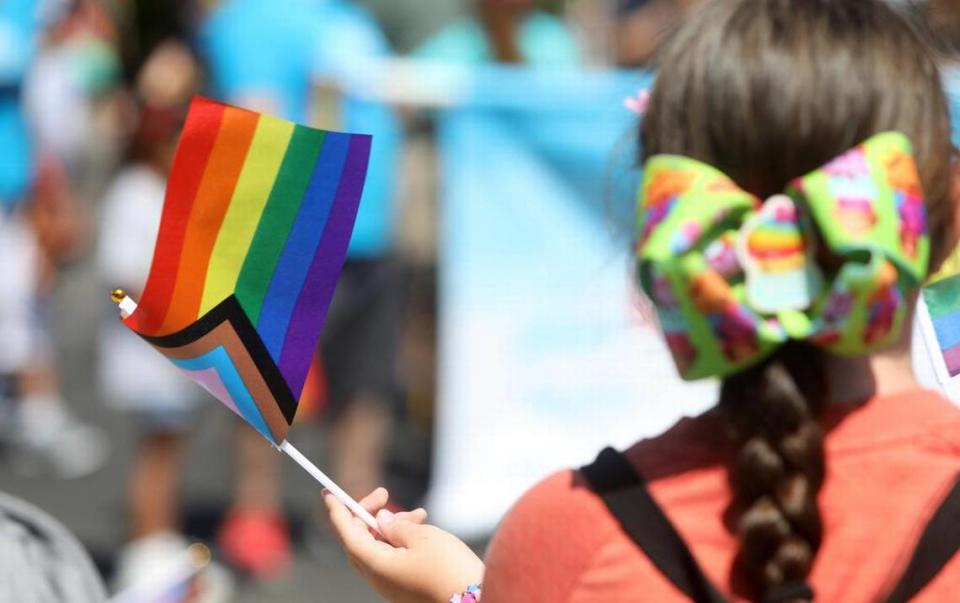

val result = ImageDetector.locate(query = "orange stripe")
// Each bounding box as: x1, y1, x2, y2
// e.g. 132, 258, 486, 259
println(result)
157, 107, 260, 334
126, 97, 225, 335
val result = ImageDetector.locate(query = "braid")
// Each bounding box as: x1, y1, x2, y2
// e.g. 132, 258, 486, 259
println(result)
719, 343, 826, 600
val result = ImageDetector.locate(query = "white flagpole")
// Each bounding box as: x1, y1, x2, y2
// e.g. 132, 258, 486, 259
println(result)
278, 439, 378, 531
110, 290, 380, 533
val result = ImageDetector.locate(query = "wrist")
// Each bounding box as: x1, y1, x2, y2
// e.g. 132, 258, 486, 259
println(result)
430, 551, 484, 603
448, 583, 482, 603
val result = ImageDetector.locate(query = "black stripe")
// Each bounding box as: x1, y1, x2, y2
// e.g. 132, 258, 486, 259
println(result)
140, 295, 299, 425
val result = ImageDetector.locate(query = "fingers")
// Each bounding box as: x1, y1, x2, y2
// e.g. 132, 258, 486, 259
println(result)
395, 507, 428, 525
358, 487, 389, 514
375, 510, 427, 548
349, 487, 428, 527
325, 492, 378, 556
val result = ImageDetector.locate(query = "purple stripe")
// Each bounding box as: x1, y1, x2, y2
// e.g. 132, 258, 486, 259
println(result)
944, 344, 960, 378
278, 135, 371, 395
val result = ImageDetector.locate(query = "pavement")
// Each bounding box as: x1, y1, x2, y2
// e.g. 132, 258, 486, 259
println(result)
0, 256, 444, 602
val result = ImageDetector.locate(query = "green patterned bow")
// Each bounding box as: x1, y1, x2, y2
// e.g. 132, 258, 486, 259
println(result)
637, 132, 928, 380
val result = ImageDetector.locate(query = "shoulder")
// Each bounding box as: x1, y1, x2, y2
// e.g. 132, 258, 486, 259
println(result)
482, 430, 724, 601
314, 5, 388, 68
622, 412, 729, 482
523, 12, 577, 38
482, 468, 622, 600
520, 12, 582, 66
412, 19, 486, 63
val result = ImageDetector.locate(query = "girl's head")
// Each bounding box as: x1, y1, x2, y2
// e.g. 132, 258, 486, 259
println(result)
638, 0, 955, 599
642, 0, 954, 264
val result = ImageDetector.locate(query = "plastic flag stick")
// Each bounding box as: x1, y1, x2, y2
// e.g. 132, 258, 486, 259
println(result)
277, 439, 378, 531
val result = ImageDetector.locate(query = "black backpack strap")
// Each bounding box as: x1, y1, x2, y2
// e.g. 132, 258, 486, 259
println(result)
580, 447, 728, 603
883, 474, 960, 603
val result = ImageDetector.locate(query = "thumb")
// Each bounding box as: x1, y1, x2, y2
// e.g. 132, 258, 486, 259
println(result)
377, 509, 424, 548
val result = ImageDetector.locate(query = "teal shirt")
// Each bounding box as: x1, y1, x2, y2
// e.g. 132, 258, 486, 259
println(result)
413, 12, 582, 67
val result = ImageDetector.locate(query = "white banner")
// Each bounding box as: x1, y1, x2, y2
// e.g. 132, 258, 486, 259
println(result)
426, 85, 716, 537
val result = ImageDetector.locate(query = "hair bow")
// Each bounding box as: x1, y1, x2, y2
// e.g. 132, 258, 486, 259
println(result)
636, 131, 928, 380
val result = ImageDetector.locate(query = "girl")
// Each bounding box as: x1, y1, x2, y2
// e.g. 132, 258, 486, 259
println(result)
325, 0, 960, 601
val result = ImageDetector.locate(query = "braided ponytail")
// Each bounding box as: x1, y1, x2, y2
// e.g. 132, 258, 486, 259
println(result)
719, 344, 826, 598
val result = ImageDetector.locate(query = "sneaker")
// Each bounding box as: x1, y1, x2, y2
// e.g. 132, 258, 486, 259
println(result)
10, 395, 109, 479
218, 507, 292, 581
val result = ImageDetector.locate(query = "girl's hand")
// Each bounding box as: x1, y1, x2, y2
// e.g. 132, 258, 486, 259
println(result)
324, 488, 485, 603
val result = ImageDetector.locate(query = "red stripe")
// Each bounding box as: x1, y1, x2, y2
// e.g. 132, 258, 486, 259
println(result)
157, 106, 260, 335
126, 97, 225, 335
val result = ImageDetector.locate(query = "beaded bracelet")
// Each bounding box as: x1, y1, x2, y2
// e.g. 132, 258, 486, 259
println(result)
449, 583, 482, 603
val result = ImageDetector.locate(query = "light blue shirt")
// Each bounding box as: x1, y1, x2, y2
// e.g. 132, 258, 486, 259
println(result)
413, 12, 582, 67
199, 0, 401, 257
0, 0, 39, 210
200, 0, 324, 124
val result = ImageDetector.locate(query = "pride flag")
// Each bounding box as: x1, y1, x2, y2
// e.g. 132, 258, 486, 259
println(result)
123, 97, 370, 445
924, 253, 960, 378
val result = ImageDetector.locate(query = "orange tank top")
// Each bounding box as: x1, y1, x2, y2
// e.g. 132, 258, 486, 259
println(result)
482, 389, 960, 602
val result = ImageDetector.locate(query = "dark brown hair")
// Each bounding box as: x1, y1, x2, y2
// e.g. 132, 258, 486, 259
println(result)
640, 0, 954, 599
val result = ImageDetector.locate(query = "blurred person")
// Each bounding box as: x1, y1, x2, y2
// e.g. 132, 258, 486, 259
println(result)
200, 0, 408, 578
324, 1, 960, 601
24, 0, 122, 172
97, 41, 232, 602
309, 0, 407, 510
917, 0, 960, 59
0, 487, 214, 603
197, 0, 320, 580
614, 0, 703, 66
0, 490, 107, 602
413, 0, 582, 66
203, 0, 408, 514
0, 0, 107, 479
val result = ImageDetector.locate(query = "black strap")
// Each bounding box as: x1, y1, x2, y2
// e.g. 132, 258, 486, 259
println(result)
581, 447, 729, 603
764, 581, 815, 603
883, 475, 960, 603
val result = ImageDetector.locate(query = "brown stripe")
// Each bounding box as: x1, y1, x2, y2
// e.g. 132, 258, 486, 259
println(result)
152, 321, 290, 443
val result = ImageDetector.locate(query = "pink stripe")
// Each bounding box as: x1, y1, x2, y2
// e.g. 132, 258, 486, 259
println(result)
183, 366, 242, 417
944, 344, 960, 377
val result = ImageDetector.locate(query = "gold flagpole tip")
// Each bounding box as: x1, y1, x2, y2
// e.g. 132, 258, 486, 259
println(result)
188, 542, 212, 568
110, 288, 127, 304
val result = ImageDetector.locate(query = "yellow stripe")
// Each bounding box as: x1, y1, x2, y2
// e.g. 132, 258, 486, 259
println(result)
199, 115, 295, 314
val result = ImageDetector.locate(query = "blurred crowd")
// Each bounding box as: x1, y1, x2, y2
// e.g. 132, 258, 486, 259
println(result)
1, 0, 958, 601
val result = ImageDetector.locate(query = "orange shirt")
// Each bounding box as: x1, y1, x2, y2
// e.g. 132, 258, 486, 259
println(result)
483, 389, 960, 602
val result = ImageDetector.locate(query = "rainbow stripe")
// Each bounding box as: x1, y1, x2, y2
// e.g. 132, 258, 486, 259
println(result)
124, 97, 370, 444
924, 274, 960, 378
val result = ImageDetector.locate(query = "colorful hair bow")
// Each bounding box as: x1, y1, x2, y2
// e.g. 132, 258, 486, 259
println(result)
636, 131, 929, 380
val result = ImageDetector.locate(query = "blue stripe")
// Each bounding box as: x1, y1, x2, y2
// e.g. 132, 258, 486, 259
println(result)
256, 133, 351, 358
933, 312, 960, 351
171, 346, 273, 442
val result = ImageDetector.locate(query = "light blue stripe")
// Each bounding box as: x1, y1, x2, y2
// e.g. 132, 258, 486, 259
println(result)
933, 313, 960, 351
171, 346, 273, 442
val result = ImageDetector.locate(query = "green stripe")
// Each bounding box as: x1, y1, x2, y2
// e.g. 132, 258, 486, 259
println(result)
924, 274, 960, 319
235, 126, 326, 323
